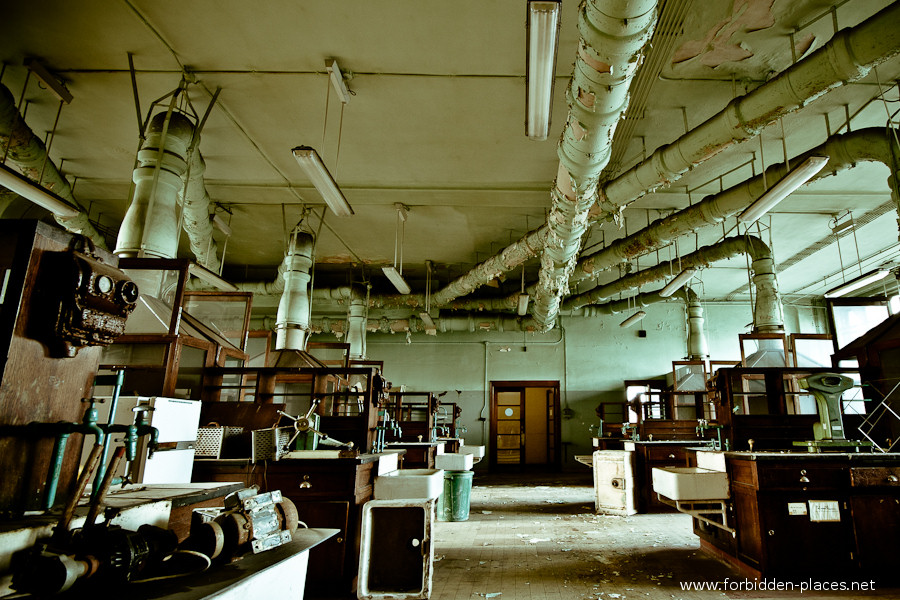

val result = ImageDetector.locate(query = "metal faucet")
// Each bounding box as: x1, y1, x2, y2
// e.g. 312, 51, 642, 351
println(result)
621, 423, 639, 441
26, 417, 106, 511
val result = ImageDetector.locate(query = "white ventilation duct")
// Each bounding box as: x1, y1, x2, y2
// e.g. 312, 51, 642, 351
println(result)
180, 151, 220, 272
115, 111, 193, 260
573, 127, 900, 285
0, 83, 106, 247
531, 0, 658, 331
564, 235, 783, 332
274, 230, 315, 351
427, 2, 900, 311
685, 288, 708, 360
347, 295, 367, 359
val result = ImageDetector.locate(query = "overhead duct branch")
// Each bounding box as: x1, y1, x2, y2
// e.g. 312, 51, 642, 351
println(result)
565, 235, 783, 332
0, 83, 106, 247
426, 4, 900, 309
572, 126, 900, 284
180, 151, 220, 272
567, 236, 770, 307
531, 0, 658, 331
592, 0, 900, 219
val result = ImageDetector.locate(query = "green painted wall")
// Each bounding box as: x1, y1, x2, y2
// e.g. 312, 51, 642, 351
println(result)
311, 299, 826, 469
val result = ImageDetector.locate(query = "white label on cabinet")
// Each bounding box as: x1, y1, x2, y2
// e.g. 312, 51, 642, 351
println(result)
787, 502, 807, 516
808, 500, 841, 522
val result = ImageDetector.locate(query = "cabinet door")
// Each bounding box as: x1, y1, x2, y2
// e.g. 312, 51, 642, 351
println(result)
296, 501, 351, 590
759, 493, 855, 577
850, 495, 900, 577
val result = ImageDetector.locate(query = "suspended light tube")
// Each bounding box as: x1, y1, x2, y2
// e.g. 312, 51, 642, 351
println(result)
291, 146, 354, 217
737, 155, 829, 223
382, 266, 411, 295
517, 266, 530, 315
0, 162, 79, 218
824, 269, 891, 298
188, 262, 238, 292
419, 311, 437, 335
619, 311, 646, 328
659, 268, 695, 297
383, 204, 411, 294
526, 0, 561, 141
325, 58, 351, 105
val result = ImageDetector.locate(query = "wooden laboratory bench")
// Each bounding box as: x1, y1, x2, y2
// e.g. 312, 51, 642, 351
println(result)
692, 450, 900, 583
192, 452, 402, 595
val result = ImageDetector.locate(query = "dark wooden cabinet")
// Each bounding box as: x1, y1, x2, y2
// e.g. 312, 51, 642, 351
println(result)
696, 453, 900, 582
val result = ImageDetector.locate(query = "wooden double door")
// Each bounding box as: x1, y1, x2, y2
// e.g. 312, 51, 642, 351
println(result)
489, 381, 561, 470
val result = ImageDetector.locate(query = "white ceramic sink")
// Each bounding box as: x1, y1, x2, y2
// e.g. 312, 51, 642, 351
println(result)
651, 466, 729, 501
458, 445, 485, 459
435, 452, 473, 471
374, 468, 445, 500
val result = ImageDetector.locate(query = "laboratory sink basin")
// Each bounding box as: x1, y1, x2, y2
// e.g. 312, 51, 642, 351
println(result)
651, 466, 729, 501
458, 445, 485, 459
374, 468, 445, 500
435, 452, 473, 471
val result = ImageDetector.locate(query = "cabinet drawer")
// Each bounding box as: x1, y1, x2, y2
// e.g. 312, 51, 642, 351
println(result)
850, 466, 900, 488
266, 470, 356, 498
757, 465, 847, 490
646, 446, 688, 463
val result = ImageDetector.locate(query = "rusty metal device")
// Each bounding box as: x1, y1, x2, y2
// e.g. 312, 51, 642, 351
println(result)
47, 236, 139, 357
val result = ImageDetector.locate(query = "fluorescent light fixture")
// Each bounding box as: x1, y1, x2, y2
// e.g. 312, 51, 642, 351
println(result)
211, 213, 232, 236
517, 293, 530, 316
526, 0, 561, 141
831, 220, 854, 234
738, 155, 829, 223
659, 268, 695, 297
325, 58, 351, 105
291, 146, 354, 217
188, 262, 238, 292
382, 266, 411, 295
25, 57, 73, 104
619, 311, 646, 328
0, 161, 79, 218
419, 311, 437, 335
824, 269, 891, 299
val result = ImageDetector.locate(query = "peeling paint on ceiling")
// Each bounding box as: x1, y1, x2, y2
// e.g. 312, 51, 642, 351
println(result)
672, 0, 776, 68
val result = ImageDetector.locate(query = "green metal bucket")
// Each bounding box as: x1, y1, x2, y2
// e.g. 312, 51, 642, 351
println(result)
437, 470, 474, 522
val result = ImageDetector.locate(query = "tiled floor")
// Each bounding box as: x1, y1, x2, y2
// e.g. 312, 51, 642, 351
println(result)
428, 471, 900, 600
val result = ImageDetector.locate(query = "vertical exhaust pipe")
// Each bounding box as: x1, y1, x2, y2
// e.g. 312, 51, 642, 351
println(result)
275, 230, 315, 351
115, 111, 193, 260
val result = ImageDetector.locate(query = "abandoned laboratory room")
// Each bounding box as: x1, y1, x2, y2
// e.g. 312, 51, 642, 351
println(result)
4, 0, 900, 598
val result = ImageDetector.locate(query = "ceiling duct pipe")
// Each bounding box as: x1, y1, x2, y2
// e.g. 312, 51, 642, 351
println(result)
572, 126, 900, 285
115, 111, 192, 260
347, 294, 367, 360
592, 0, 900, 222
426, 4, 900, 308
565, 235, 783, 332
531, 0, 658, 331
274, 229, 315, 351
429, 225, 549, 307
311, 312, 542, 336
0, 83, 106, 247
566, 235, 770, 307
180, 151, 220, 272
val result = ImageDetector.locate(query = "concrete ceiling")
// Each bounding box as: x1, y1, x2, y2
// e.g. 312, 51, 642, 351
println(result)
2, 0, 900, 320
